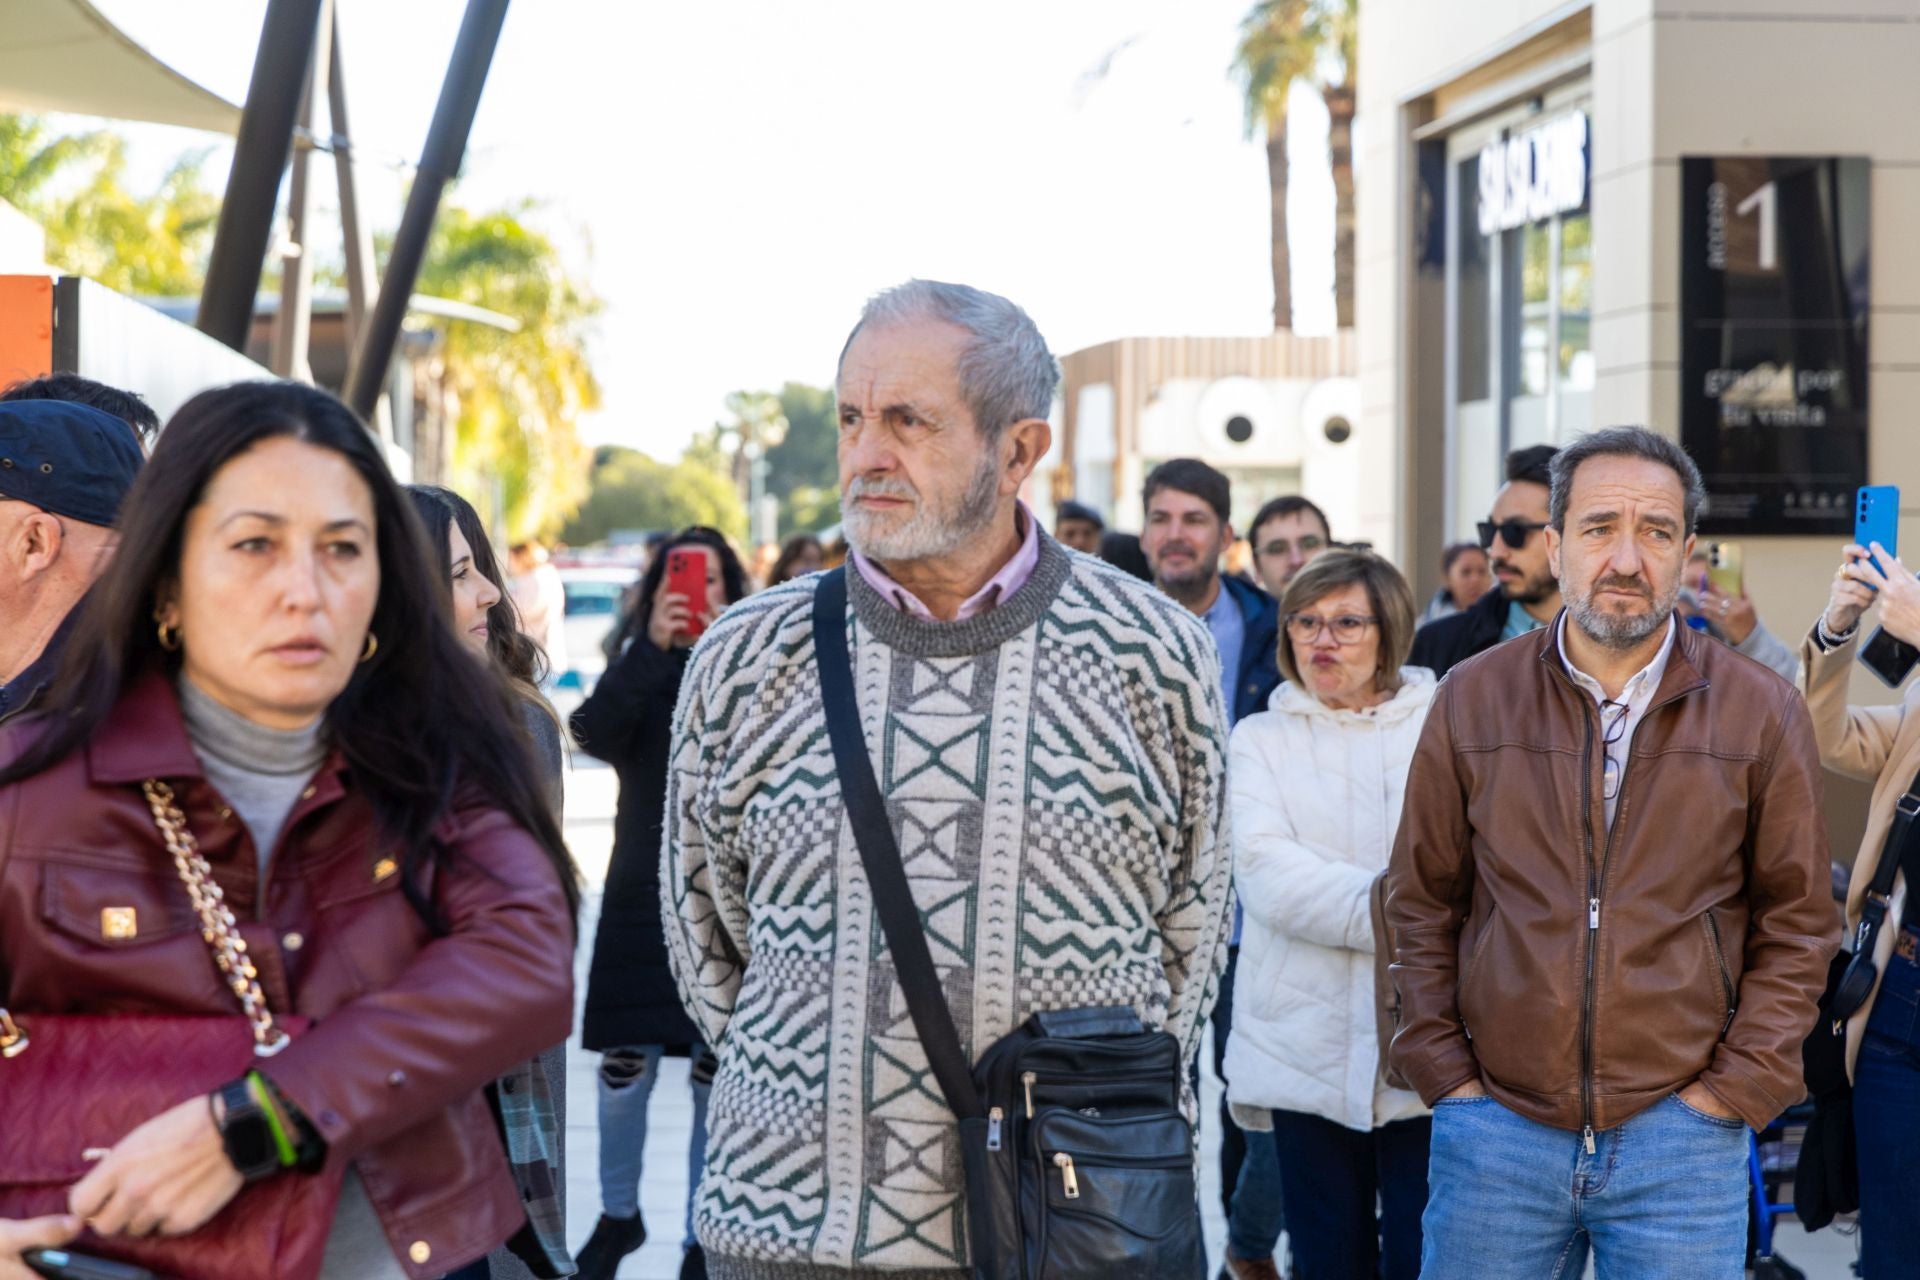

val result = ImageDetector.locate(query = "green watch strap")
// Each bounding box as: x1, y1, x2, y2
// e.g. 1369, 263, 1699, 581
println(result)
245, 1070, 298, 1169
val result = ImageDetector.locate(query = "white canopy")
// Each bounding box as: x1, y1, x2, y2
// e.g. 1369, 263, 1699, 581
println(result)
0, 0, 241, 133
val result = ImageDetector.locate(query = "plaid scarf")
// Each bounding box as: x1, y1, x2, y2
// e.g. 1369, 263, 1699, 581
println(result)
490, 1045, 572, 1278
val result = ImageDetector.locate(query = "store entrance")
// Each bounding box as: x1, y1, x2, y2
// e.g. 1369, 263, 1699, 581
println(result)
1442, 92, 1593, 538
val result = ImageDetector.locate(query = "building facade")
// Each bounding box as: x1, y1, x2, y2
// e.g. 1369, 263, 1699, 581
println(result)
1055, 332, 1360, 537
1359, 0, 1919, 844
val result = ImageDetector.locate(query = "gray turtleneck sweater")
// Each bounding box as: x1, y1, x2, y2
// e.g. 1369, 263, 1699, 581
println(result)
176, 676, 327, 871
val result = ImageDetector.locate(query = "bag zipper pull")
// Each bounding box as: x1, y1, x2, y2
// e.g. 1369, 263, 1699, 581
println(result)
1589, 897, 1600, 930
1053, 1152, 1080, 1199
1583, 1125, 1596, 1155
987, 1107, 1003, 1151
1021, 1070, 1037, 1118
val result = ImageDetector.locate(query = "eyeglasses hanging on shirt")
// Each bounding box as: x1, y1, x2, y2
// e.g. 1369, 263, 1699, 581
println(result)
1599, 697, 1631, 801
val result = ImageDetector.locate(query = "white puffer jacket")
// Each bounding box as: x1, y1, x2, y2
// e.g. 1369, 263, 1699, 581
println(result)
1225, 667, 1436, 1133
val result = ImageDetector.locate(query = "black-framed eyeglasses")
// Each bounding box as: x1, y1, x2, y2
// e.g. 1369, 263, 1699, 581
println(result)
1478, 518, 1549, 551
1285, 613, 1378, 645
1599, 697, 1630, 800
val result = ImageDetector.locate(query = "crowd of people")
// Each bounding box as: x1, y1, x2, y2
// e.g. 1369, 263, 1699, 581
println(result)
0, 276, 1914, 1280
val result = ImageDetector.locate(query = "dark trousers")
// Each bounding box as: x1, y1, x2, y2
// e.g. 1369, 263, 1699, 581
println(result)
1270, 1109, 1430, 1280
1211, 947, 1247, 1216
1857, 929, 1920, 1279
1210, 945, 1286, 1260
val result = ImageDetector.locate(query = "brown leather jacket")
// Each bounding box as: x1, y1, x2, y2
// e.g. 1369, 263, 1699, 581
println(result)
1385, 620, 1837, 1137
0, 673, 575, 1278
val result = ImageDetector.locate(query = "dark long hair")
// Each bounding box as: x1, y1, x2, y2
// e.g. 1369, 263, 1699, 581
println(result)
406, 485, 549, 691
767, 534, 824, 587
1, 381, 580, 925
618, 526, 749, 650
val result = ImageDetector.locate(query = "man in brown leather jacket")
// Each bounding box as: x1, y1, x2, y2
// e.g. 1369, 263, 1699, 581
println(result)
1385, 426, 1837, 1280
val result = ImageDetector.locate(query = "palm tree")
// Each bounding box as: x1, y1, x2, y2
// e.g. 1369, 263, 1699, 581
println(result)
1233, 0, 1315, 332
1232, 0, 1359, 332
1321, 0, 1357, 330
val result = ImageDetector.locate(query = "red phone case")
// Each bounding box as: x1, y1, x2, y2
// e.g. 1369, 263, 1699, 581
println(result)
666, 548, 711, 640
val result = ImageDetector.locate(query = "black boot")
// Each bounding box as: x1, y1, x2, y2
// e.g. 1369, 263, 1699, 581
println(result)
678, 1244, 708, 1280
575, 1213, 646, 1280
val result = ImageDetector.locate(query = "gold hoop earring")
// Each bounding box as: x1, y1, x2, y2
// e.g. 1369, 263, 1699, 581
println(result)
156, 620, 181, 652
361, 633, 379, 664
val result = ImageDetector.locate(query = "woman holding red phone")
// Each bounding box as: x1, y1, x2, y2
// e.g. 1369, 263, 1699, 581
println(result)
568, 528, 747, 1280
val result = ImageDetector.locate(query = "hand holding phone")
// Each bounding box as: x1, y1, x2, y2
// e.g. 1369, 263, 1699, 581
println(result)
1704, 542, 1743, 597
660, 547, 715, 646
1855, 486, 1899, 581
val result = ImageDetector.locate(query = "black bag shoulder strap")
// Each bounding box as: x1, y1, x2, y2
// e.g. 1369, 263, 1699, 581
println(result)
1854, 766, 1920, 948
811, 569, 984, 1120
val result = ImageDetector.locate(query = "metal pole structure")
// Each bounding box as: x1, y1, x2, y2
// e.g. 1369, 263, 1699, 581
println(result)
343, 0, 511, 420
270, 0, 333, 380
327, 6, 377, 351
198, 0, 326, 353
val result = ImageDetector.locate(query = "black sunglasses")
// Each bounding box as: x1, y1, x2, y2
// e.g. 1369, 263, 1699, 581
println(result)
1478, 518, 1549, 551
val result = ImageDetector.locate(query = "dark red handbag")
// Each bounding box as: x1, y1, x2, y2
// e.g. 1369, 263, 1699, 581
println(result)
0, 781, 346, 1280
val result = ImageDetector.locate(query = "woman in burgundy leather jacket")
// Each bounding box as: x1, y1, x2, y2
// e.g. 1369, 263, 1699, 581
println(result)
0, 382, 579, 1280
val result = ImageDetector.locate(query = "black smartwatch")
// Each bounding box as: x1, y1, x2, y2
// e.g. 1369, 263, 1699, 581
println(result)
210, 1078, 281, 1181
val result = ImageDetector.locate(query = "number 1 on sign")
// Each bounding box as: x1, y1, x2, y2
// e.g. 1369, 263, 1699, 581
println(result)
1735, 180, 1778, 271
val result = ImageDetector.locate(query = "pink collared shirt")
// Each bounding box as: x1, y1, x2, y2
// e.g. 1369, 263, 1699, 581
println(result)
851, 502, 1042, 622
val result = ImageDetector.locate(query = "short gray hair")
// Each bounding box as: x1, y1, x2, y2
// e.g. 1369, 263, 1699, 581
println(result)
1549, 426, 1709, 535
839, 279, 1060, 442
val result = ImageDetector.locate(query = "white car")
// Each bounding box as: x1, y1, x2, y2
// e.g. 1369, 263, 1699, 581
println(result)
557, 566, 640, 694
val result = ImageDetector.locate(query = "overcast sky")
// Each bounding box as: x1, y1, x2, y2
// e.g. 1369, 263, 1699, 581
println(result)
89, 0, 1336, 458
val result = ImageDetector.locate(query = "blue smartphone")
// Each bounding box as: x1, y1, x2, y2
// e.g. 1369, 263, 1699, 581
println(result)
1856, 485, 1900, 577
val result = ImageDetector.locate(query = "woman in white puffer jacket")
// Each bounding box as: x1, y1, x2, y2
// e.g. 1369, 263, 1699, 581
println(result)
1225, 550, 1436, 1280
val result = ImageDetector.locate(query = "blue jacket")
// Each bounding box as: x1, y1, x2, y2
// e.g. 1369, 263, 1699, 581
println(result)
1222, 574, 1282, 724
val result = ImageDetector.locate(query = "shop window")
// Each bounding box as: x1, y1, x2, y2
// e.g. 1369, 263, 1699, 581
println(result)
1444, 101, 1593, 537
1455, 155, 1491, 405
1558, 212, 1594, 389
1517, 221, 1553, 398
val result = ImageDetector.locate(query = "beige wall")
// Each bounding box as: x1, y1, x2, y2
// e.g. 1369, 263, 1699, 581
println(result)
1361, 0, 1920, 856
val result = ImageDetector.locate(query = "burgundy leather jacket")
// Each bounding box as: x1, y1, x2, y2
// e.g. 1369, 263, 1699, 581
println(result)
0, 673, 575, 1278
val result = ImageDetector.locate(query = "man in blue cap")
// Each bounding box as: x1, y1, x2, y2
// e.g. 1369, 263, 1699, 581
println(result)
0, 399, 145, 725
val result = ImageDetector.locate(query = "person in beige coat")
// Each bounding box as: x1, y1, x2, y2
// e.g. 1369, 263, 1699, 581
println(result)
1798, 535, 1920, 1277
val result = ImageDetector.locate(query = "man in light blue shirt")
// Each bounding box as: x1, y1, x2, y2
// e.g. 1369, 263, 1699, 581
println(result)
1205, 584, 1248, 723
1139, 458, 1287, 1280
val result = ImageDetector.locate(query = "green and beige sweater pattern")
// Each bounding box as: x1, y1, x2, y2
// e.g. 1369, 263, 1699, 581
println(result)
661, 535, 1234, 1276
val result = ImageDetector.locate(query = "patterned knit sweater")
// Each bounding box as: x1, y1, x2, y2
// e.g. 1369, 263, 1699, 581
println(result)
662, 534, 1234, 1277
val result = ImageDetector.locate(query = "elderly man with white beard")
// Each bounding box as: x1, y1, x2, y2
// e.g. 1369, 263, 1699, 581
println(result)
660, 279, 1235, 1280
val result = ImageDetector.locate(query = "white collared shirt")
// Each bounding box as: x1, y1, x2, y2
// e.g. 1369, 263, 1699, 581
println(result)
1557, 615, 1677, 831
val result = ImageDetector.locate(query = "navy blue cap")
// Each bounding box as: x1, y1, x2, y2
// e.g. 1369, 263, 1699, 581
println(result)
0, 399, 144, 527
1055, 499, 1104, 529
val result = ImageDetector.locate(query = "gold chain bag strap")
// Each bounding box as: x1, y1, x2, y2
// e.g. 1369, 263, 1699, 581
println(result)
1, 781, 292, 1062
140, 779, 290, 1057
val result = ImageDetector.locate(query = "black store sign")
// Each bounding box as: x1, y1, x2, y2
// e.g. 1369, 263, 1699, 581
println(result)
1681, 157, 1870, 535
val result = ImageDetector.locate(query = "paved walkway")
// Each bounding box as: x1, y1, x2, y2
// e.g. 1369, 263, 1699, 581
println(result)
555, 746, 1860, 1279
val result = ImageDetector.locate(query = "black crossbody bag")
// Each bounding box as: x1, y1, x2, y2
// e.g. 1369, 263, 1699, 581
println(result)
1796, 765, 1920, 1229
811, 569, 1204, 1280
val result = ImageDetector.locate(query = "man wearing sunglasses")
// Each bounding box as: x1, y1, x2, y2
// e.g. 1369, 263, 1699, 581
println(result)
1387, 427, 1835, 1280
1409, 445, 1561, 678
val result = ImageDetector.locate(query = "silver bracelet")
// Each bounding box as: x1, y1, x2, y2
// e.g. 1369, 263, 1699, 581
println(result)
1816, 614, 1858, 649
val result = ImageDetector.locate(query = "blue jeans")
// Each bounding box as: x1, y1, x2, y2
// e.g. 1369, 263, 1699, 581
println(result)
1856, 927, 1920, 1278
1271, 1109, 1429, 1280
1420, 1092, 1748, 1280
1227, 1123, 1285, 1261
597, 1044, 714, 1250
